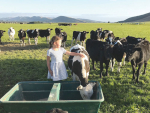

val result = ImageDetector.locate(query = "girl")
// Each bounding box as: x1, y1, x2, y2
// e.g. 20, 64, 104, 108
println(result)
47, 35, 85, 81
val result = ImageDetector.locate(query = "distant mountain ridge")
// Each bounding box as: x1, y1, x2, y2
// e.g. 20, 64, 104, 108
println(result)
119, 12, 150, 23
0, 16, 101, 23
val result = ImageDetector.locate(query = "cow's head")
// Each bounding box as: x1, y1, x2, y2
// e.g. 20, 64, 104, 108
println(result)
81, 31, 89, 40
0, 30, 6, 36
125, 44, 140, 62
55, 28, 63, 35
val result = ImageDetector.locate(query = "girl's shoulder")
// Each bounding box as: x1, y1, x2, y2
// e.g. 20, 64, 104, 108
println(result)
47, 48, 53, 52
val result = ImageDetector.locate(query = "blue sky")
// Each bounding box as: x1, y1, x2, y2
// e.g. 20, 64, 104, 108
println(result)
0, 0, 150, 22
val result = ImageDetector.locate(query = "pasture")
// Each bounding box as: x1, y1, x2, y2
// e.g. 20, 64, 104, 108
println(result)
0, 23, 150, 113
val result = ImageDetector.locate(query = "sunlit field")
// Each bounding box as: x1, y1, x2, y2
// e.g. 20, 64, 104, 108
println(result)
0, 23, 150, 113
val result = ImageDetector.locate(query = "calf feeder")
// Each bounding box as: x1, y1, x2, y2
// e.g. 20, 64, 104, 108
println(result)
0, 81, 104, 113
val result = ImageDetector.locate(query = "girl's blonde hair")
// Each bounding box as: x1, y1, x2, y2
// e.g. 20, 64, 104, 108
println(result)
49, 35, 62, 48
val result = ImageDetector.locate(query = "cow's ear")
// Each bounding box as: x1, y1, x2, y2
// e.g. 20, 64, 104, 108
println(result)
86, 32, 89, 34
3, 31, 6, 32
135, 48, 141, 51
51, 29, 53, 30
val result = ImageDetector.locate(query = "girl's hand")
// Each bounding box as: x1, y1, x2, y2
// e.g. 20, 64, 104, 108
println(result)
50, 70, 53, 76
79, 53, 85, 58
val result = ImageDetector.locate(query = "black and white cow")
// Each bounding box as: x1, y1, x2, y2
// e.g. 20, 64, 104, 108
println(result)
126, 36, 145, 44
100, 30, 113, 41
86, 39, 113, 78
90, 30, 100, 40
0, 30, 6, 44
71, 31, 89, 46
125, 40, 150, 83
27, 29, 39, 45
18, 29, 26, 46
110, 38, 127, 72
39, 28, 53, 44
8, 27, 15, 41
68, 44, 90, 87
105, 31, 115, 45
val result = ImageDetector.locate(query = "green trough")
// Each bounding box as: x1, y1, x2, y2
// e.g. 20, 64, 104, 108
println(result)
0, 81, 104, 113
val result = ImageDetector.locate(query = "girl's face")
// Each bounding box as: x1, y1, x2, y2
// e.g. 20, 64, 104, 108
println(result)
54, 39, 62, 48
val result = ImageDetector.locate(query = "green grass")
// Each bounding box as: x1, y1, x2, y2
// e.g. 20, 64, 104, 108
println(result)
0, 23, 150, 113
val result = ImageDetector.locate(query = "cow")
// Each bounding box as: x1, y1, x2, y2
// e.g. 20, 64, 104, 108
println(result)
39, 28, 53, 44
86, 39, 113, 78
68, 44, 90, 87
126, 36, 145, 44
0, 30, 6, 44
55, 28, 63, 35
90, 30, 100, 40
8, 27, 15, 41
110, 38, 127, 72
101, 30, 114, 41
71, 31, 89, 47
125, 40, 150, 83
105, 32, 116, 45
55, 28, 67, 47
27, 29, 39, 45
18, 29, 26, 46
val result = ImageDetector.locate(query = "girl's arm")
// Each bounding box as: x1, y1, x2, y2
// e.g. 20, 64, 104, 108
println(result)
47, 56, 53, 76
65, 51, 85, 58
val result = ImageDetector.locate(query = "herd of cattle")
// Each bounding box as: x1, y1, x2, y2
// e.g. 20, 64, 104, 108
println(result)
0, 27, 150, 99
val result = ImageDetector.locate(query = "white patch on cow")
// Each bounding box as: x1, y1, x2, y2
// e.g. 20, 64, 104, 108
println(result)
73, 55, 88, 78
114, 40, 122, 45
76, 32, 81, 41
99, 32, 102, 37
70, 44, 85, 52
137, 39, 141, 41
31, 30, 34, 33
108, 37, 113, 45
109, 31, 113, 33
27, 29, 30, 32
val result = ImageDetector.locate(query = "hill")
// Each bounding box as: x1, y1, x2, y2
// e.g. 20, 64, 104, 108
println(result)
119, 12, 150, 23
0, 16, 100, 23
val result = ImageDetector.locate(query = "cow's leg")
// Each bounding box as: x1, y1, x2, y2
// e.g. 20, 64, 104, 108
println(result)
13, 35, 15, 41
83, 41, 85, 47
131, 60, 136, 80
136, 63, 143, 83
123, 54, 126, 65
100, 61, 103, 78
142, 62, 147, 75
20, 39, 23, 46
64, 42, 66, 48
80, 41, 82, 46
71, 38, 74, 46
105, 60, 109, 76
0, 38, 2, 44
75, 40, 77, 45
92, 59, 96, 70
34, 37, 38, 45
28, 37, 31, 45
118, 62, 122, 73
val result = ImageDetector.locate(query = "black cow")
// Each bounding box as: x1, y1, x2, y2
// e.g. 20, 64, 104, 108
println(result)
110, 38, 127, 72
0, 30, 6, 44
86, 39, 113, 78
55, 28, 63, 35
90, 30, 100, 40
27, 29, 39, 45
71, 31, 89, 46
55, 28, 67, 47
125, 40, 150, 83
126, 36, 145, 44
39, 28, 53, 44
18, 29, 26, 46
68, 44, 90, 87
